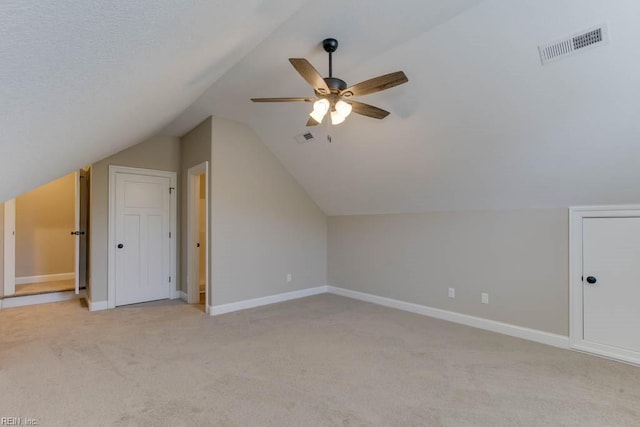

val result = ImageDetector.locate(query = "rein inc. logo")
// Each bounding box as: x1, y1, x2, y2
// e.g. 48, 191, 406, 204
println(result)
0, 417, 39, 426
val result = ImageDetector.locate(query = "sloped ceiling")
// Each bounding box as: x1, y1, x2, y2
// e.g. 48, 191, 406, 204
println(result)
0, 0, 307, 201
4, 1, 640, 215
166, 0, 640, 215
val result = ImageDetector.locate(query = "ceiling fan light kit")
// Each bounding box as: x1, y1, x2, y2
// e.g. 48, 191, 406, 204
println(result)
251, 38, 408, 127
310, 98, 330, 123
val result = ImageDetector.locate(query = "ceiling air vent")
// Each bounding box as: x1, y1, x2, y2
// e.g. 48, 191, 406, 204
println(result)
538, 25, 608, 65
295, 132, 315, 144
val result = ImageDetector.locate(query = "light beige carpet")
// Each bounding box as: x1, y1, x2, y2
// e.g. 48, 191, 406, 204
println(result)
0, 294, 638, 426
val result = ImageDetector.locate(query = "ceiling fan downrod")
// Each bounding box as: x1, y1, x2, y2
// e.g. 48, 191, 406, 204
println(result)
322, 38, 338, 78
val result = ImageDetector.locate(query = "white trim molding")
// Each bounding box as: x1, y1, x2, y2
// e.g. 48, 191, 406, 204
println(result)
84, 294, 109, 312
186, 161, 209, 306
209, 286, 328, 316
3, 199, 16, 296
327, 286, 570, 349
207, 285, 569, 349
107, 165, 178, 309
1, 290, 84, 309
179, 291, 188, 301
15, 272, 75, 285
569, 205, 640, 366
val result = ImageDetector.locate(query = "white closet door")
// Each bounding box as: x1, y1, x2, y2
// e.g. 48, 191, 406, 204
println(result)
583, 217, 640, 354
114, 172, 171, 306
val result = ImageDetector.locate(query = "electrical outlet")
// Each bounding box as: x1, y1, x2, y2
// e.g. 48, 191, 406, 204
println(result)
481, 293, 489, 304
286, 273, 292, 283
448, 288, 455, 298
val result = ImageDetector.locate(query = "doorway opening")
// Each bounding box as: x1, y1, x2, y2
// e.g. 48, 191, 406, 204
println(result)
187, 162, 209, 313
2, 169, 89, 304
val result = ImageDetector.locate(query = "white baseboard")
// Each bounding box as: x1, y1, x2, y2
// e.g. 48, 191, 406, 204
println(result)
327, 286, 569, 349
170, 289, 181, 300
15, 272, 75, 285
85, 296, 109, 312
179, 291, 188, 301
1, 290, 84, 309
209, 286, 328, 316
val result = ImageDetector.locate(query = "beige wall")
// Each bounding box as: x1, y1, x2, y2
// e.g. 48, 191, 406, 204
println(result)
210, 117, 327, 305
15, 173, 76, 277
88, 118, 326, 307
179, 117, 212, 296
89, 135, 181, 303
328, 209, 568, 335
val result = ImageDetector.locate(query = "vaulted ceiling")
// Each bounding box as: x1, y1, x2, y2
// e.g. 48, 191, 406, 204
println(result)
4, 0, 640, 214
0, 0, 307, 201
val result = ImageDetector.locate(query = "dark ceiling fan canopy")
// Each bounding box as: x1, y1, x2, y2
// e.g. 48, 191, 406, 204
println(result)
251, 38, 408, 126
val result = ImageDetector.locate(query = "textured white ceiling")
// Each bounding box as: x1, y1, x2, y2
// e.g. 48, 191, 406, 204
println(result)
5, 0, 640, 215
0, 0, 307, 201
167, 0, 640, 215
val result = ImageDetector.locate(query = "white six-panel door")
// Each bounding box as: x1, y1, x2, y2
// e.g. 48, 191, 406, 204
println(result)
114, 172, 172, 306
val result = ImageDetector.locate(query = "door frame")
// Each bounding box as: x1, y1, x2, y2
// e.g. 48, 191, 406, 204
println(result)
74, 169, 87, 294
569, 205, 640, 365
108, 165, 178, 309
3, 199, 15, 296
186, 162, 209, 309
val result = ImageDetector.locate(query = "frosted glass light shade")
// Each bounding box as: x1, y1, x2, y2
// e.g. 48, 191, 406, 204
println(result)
335, 100, 352, 118
309, 99, 330, 123
331, 110, 346, 125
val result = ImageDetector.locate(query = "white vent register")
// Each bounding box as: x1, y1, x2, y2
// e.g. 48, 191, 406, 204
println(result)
538, 25, 608, 65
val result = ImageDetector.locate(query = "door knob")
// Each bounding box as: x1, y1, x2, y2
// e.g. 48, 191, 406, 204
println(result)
117, 243, 124, 249
586, 276, 597, 284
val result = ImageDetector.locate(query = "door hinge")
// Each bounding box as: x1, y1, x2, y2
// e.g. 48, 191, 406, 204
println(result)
169, 187, 175, 194
169, 276, 171, 283
169, 232, 172, 238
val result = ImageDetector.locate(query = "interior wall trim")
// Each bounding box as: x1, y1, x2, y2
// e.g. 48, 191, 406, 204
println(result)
1, 290, 84, 309
327, 286, 570, 349
209, 286, 328, 316
15, 272, 75, 285
85, 295, 109, 312
107, 165, 178, 309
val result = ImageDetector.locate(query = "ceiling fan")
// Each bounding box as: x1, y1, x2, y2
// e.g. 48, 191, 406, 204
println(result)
251, 38, 408, 127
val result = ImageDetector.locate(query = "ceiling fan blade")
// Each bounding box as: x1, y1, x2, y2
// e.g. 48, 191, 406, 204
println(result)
289, 58, 330, 95
306, 117, 320, 127
342, 71, 408, 98
251, 97, 315, 102
350, 101, 390, 119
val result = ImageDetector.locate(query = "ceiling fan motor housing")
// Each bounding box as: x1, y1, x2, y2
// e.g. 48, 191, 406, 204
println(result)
322, 77, 347, 93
